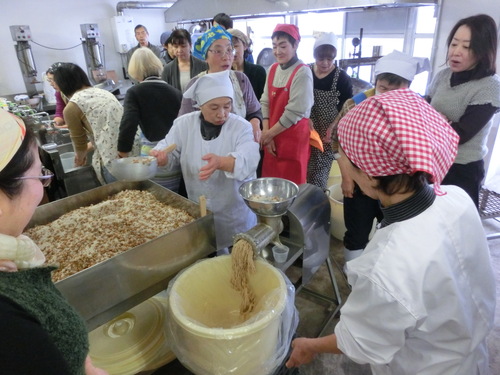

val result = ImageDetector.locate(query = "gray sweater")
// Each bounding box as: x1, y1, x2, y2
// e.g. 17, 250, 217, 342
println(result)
428, 68, 500, 164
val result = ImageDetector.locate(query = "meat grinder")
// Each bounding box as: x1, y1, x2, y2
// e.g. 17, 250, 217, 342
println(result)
235, 178, 331, 284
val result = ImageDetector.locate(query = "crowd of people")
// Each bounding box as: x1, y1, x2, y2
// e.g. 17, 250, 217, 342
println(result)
0, 10, 498, 375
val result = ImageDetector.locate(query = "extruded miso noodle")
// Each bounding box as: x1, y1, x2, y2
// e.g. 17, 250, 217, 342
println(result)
230, 239, 257, 318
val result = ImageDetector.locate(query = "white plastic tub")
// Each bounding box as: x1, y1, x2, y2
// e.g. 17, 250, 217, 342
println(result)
326, 183, 347, 241
167, 256, 287, 375
60, 152, 75, 172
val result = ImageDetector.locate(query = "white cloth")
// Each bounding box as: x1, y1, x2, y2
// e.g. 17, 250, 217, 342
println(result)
335, 185, 495, 375
154, 112, 259, 249
374, 50, 430, 81
314, 32, 337, 50
183, 70, 234, 107
0, 234, 45, 269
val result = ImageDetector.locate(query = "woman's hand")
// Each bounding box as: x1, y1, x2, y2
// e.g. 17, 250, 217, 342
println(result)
265, 139, 277, 156
85, 356, 109, 375
149, 149, 168, 166
260, 129, 274, 147
286, 338, 318, 368
199, 153, 221, 180
74, 150, 87, 167
0, 260, 18, 272
250, 118, 262, 143
341, 176, 355, 198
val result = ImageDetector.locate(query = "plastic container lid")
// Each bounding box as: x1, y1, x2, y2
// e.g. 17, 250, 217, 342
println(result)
89, 297, 175, 375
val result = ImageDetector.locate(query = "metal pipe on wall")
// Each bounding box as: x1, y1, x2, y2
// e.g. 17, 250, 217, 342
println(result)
116, 1, 176, 15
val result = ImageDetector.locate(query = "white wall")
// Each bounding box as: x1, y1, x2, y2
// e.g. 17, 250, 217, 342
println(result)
0, 0, 176, 96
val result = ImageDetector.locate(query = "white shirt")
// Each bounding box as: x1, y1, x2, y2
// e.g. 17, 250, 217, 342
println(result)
155, 112, 259, 249
335, 186, 495, 375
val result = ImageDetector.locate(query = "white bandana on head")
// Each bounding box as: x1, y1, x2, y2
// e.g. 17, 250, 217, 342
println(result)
184, 70, 234, 108
374, 50, 431, 81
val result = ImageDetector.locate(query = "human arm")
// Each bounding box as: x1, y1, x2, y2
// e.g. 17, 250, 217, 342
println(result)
199, 154, 235, 180
117, 88, 141, 155
336, 70, 353, 111
286, 335, 342, 368
449, 104, 498, 144
277, 65, 314, 128
64, 102, 90, 167
178, 76, 199, 116
53, 91, 67, 128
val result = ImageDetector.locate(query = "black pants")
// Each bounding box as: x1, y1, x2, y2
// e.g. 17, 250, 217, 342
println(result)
343, 185, 383, 250
441, 160, 484, 208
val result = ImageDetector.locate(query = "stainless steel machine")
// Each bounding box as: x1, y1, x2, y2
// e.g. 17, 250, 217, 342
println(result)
10, 25, 39, 97
80, 23, 107, 85
237, 178, 342, 332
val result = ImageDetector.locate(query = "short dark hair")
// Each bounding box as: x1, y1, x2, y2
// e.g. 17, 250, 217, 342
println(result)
170, 28, 192, 46
212, 13, 233, 29
134, 24, 148, 34
0, 129, 36, 198
52, 63, 92, 98
446, 14, 497, 79
375, 72, 411, 87
314, 44, 337, 61
272, 31, 297, 46
374, 172, 431, 196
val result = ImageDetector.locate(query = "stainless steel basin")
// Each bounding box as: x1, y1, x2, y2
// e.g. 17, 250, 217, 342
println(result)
27, 180, 216, 331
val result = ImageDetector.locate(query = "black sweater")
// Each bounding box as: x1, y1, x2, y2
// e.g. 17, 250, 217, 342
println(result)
118, 77, 182, 152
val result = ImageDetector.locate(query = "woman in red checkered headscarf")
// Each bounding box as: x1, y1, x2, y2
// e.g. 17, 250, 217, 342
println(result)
286, 88, 496, 375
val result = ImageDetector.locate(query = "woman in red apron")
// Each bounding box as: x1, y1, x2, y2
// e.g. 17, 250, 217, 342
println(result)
260, 24, 313, 185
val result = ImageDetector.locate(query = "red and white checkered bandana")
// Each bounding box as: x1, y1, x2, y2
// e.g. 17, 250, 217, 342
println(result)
338, 88, 459, 195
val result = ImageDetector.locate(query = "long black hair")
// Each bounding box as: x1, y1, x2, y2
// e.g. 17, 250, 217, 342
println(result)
446, 14, 497, 79
52, 63, 92, 98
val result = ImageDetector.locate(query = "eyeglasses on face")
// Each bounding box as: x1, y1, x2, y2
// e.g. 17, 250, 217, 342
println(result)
208, 48, 236, 57
16, 166, 54, 187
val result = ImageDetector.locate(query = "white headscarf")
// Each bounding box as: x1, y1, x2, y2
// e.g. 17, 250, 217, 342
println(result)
183, 70, 234, 108
314, 32, 338, 50
374, 50, 431, 81
0, 110, 26, 172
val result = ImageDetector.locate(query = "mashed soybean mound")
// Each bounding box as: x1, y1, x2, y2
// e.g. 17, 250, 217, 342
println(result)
25, 190, 195, 282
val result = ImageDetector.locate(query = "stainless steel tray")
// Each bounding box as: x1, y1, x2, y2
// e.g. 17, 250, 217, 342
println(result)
27, 180, 216, 331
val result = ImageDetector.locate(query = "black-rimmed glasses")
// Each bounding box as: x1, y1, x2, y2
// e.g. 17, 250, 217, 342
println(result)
17, 166, 54, 187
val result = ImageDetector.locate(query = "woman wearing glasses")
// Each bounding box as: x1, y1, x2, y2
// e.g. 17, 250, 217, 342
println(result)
180, 25, 263, 143
260, 24, 314, 185
0, 111, 107, 374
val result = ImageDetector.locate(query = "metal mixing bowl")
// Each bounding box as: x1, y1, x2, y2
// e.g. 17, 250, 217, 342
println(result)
110, 157, 158, 181
239, 177, 299, 217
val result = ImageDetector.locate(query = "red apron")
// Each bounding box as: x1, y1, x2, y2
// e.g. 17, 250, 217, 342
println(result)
262, 63, 310, 185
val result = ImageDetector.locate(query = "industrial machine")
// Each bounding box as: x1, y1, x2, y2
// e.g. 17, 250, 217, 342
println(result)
237, 178, 342, 331
80, 23, 107, 85
10, 25, 38, 97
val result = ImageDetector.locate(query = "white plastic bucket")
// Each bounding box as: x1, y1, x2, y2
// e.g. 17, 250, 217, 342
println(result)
60, 152, 75, 172
327, 160, 342, 187
326, 184, 347, 241
168, 256, 287, 375
326, 184, 378, 242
